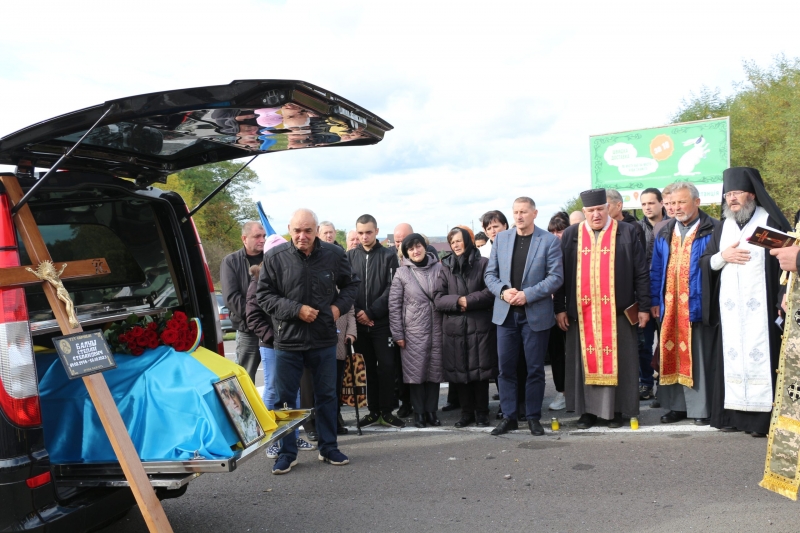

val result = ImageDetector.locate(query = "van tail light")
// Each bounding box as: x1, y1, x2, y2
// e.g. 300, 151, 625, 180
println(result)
25, 471, 51, 489
0, 193, 41, 427
187, 216, 225, 356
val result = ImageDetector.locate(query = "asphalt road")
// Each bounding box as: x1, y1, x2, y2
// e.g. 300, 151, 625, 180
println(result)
100, 341, 800, 532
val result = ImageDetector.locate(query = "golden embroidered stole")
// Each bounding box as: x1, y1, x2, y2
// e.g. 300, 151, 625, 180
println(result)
576, 219, 618, 386
659, 226, 697, 387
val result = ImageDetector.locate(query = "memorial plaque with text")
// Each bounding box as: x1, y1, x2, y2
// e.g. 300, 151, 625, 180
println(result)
54, 330, 117, 379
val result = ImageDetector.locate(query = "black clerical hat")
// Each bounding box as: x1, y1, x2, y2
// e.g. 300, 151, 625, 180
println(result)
580, 188, 607, 208
721, 167, 790, 231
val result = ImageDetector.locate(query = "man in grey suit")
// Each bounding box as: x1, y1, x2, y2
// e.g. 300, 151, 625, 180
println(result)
485, 197, 564, 435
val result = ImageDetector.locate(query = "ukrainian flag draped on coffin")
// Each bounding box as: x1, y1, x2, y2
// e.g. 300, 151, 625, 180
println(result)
37, 345, 276, 463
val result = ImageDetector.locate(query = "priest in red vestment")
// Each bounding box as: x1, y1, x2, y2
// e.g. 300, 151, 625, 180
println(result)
555, 189, 651, 429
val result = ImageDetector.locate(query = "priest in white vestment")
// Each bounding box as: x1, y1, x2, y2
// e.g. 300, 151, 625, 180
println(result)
701, 167, 792, 437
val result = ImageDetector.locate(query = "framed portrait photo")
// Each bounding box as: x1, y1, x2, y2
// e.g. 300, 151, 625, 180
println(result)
214, 376, 265, 447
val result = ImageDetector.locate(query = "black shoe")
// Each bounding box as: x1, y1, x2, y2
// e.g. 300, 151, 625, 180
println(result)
455, 416, 475, 428
719, 426, 741, 432
397, 403, 413, 418
751, 431, 767, 438
639, 386, 654, 401
307, 431, 319, 442
413, 413, 427, 428
660, 410, 687, 424
576, 413, 597, 429
337, 425, 349, 435
650, 400, 661, 408
359, 412, 381, 427
441, 403, 460, 412
475, 414, 490, 427
528, 419, 545, 436
380, 413, 406, 428
426, 412, 441, 426
694, 417, 710, 426
490, 418, 519, 435
492, 393, 500, 400
608, 413, 623, 428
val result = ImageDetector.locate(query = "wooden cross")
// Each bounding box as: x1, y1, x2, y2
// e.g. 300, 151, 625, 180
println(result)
0, 175, 172, 533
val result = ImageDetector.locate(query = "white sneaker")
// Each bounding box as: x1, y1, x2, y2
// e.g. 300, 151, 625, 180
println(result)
297, 438, 316, 451
549, 392, 566, 411
266, 443, 280, 459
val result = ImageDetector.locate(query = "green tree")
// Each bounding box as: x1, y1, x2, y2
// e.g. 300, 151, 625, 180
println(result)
160, 161, 260, 250
673, 55, 800, 219
671, 85, 731, 123
561, 195, 583, 214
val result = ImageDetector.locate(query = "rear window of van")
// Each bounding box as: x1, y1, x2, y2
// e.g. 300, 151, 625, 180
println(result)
19, 197, 180, 324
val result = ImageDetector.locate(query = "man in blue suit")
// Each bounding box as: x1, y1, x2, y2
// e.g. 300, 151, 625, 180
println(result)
485, 197, 564, 435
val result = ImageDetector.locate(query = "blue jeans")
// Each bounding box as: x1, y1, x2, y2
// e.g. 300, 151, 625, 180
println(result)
260, 346, 277, 409
261, 346, 305, 440
274, 345, 339, 461
497, 312, 550, 421
638, 320, 656, 388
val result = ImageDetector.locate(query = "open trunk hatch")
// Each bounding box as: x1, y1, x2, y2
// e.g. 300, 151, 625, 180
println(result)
0, 80, 393, 184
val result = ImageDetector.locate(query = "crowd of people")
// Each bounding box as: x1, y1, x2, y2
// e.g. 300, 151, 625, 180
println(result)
221, 166, 800, 475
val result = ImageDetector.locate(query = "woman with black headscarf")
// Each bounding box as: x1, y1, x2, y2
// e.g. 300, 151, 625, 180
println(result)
434, 227, 497, 427
389, 233, 444, 428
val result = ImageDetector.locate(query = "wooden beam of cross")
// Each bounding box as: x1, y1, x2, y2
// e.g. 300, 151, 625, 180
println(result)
0, 175, 173, 533
0, 259, 111, 288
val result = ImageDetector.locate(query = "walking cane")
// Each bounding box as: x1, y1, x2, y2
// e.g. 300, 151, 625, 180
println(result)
347, 339, 362, 436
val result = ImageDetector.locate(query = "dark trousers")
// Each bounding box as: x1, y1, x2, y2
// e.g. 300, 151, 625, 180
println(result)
458, 381, 490, 417
300, 367, 315, 433
446, 383, 459, 406
235, 330, 261, 384
409, 382, 440, 413
497, 312, 550, 421
336, 359, 345, 424
355, 324, 397, 416
495, 348, 526, 411
274, 345, 339, 461
638, 319, 656, 388
548, 324, 566, 392
395, 345, 410, 406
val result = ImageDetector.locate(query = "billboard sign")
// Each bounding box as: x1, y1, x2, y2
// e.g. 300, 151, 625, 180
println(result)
589, 117, 730, 208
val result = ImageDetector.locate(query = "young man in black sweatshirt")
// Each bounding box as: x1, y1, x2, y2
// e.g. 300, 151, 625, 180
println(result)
347, 214, 404, 428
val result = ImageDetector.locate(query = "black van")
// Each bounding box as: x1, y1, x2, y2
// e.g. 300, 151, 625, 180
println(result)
0, 80, 392, 532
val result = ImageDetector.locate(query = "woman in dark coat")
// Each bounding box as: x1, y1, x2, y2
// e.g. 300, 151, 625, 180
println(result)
434, 227, 497, 427
389, 234, 444, 428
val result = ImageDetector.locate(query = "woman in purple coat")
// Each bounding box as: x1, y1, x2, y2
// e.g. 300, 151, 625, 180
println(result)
389, 234, 443, 428
434, 227, 497, 428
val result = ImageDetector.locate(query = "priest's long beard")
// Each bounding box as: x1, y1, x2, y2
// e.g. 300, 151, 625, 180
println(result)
723, 197, 757, 225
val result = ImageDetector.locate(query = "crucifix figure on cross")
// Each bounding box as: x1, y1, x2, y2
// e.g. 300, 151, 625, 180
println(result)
0, 174, 173, 533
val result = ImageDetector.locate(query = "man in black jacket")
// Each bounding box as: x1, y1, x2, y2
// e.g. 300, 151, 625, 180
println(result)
257, 209, 360, 474
347, 214, 404, 428
221, 221, 266, 382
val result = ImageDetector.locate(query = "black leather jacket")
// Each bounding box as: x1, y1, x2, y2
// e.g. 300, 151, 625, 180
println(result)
346, 244, 399, 328
257, 238, 360, 350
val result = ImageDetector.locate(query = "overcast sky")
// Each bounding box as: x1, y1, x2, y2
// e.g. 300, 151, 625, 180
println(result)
2, 0, 798, 237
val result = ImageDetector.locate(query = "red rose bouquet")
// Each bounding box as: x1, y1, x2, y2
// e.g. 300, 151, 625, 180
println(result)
104, 311, 201, 355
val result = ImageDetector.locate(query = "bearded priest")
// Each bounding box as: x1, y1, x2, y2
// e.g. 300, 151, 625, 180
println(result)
650, 182, 721, 425
701, 167, 792, 437
555, 189, 651, 429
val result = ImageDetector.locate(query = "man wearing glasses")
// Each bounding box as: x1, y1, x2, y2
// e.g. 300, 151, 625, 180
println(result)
701, 167, 792, 437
